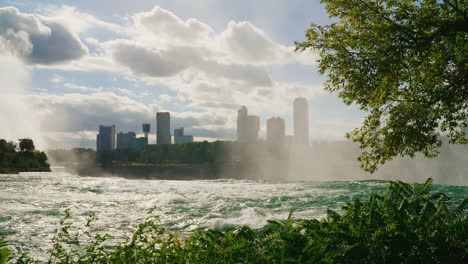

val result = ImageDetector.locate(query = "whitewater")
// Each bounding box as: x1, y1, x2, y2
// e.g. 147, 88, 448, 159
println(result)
1, 170, 467, 259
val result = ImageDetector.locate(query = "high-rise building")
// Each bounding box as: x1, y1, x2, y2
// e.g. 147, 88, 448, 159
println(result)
246, 115, 260, 141
142, 123, 150, 138
293, 97, 309, 145
237, 106, 248, 141
267, 117, 285, 145
156, 112, 171, 144
117, 132, 148, 149
96, 125, 115, 151
237, 106, 260, 142
174, 127, 194, 144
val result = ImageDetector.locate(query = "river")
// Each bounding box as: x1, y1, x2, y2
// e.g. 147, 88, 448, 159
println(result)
1, 170, 467, 259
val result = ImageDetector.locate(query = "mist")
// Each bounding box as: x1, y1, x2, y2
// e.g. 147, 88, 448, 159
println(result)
221, 137, 468, 186
0, 55, 47, 149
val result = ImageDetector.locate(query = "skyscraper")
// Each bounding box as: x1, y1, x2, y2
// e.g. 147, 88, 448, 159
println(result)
267, 117, 285, 145
156, 112, 171, 144
237, 106, 248, 141
117, 132, 148, 149
246, 115, 260, 141
96, 125, 115, 151
293, 97, 309, 145
174, 127, 194, 144
237, 106, 260, 142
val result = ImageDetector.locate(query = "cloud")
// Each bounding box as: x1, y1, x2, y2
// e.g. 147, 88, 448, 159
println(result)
134, 6, 214, 44
218, 21, 319, 65
0, 7, 88, 65
49, 73, 64, 83
40, 5, 130, 35
197, 60, 272, 87
108, 41, 202, 77
63, 83, 103, 92
219, 21, 282, 63
106, 39, 272, 87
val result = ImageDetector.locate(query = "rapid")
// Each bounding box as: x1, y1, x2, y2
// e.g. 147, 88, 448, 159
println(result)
1, 170, 467, 259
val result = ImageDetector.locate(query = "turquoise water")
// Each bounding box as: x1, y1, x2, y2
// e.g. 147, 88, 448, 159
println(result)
0, 171, 467, 259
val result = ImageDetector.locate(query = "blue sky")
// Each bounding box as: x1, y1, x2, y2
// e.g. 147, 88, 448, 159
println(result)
0, 0, 365, 148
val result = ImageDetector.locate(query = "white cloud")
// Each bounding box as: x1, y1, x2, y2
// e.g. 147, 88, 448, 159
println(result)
0, 6, 88, 65
40, 5, 131, 36
219, 21, 282, 63
63, 83, 103, 92
107, 41, 203, 77
49, 73, 64, 83
134, 6, 214, 44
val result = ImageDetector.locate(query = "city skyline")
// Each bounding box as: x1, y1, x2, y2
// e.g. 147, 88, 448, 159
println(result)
0, 0, 366, 149
98, 97, 309, 150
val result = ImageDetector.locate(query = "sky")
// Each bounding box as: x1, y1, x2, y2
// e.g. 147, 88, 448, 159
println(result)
0, 0, 366, 149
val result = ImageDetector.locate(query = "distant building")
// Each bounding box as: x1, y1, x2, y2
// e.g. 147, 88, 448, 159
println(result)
246, 115, 260, 141
156, 112, 171, 144
96, 125, 116, 151
237, 106, 248, 141
174, 127, 194, 144
267, 117, 285, 145
237, 106, 260, 142
293, 97, 309, 145
117, 132, 148, 149
142, 123, 150, 139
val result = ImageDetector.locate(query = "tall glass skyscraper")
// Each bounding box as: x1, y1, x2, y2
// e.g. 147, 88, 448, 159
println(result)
96, 125, 116, 151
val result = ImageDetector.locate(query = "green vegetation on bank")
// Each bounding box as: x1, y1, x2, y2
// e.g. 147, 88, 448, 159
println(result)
0, 139, 50, 174
47, 141, 232, 167
99, 141, 232, 166
1, 179, 466, 263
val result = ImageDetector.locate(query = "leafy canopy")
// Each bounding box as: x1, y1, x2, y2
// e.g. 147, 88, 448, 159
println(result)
19, 138, 35, 153
296, 0, 468, 172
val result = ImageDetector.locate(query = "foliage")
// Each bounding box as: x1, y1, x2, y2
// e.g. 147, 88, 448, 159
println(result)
0, 138, 50, 173
19, 139, 35, 153
296, 0, 468, 172
0, 140, 16, 153
6, 178, 467, 263
86, 141, 232, 167
0, 237, 11, 264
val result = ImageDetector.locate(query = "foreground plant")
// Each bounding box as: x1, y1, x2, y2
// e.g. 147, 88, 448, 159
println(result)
4, 178, 467, 263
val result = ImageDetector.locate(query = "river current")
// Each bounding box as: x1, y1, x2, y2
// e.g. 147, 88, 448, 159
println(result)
1, 170, 467, 259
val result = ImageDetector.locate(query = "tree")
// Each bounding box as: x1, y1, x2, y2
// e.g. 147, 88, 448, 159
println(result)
0, 139, 16, 153
296, 0, 468, 172
19, 138, 35, 153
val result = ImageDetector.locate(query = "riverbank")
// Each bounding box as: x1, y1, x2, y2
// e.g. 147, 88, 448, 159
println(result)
68, 163, 221, 180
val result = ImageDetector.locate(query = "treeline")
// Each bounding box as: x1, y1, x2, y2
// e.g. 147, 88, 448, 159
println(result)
100, 141, 232, 166
1, 179, 466, 263
0, 139, 50, 174
47, 141, 234, 167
